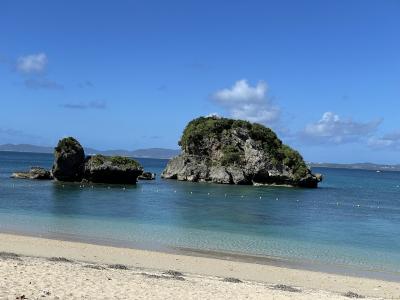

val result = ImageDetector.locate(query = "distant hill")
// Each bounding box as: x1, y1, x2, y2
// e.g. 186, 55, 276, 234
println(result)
0, 144, 54, 153
309, 162, 400, 172
0, 144, 180, 159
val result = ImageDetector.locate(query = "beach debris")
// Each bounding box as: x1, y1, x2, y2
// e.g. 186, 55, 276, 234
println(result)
163, 270, 184, 277
83, 264, 106, 270
141, 273, 163, 279
16, 295, 27, 299
48, 257, 73, 263
343, 291, 365, 298
223, 277, 242, 283
108, 264, 129, 270
0, 252, 21, 261
40, 290, 51, 297
273, 284, 301, 293
141, 272, 185, 281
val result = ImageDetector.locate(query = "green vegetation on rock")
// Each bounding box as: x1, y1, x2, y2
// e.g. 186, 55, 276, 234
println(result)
280, 145, 308, 180
55, 137, 81, 152
221, 145, 243, 166
179, 116, 308, 179
89, 154, 142, 169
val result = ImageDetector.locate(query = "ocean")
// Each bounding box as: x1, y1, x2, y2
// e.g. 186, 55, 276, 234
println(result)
0, 151, 399, 278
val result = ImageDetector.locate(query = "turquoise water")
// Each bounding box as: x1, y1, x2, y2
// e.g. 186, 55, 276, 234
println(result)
1, 152, 400, 275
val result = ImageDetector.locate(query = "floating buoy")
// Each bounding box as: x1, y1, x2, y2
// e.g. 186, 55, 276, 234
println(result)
259, 196, 262, 199
276, 197, 279, 201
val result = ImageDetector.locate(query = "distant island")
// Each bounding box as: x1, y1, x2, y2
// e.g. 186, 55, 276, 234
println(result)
0, 144, 180, 159
309, 162, 400, 172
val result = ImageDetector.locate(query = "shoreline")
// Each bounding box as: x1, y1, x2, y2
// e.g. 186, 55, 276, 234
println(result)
1, 228, 400, 283
1, 232, 399, 299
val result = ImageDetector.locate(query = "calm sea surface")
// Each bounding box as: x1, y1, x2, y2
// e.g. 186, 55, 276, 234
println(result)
1, 152, 400, 276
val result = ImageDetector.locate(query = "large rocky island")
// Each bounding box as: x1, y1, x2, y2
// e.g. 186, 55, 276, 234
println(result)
162, 116, 322, 188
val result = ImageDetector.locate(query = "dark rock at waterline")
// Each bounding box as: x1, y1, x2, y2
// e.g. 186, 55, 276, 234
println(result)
162, 116, 322, 188
138, 171, 156, 180
83, 154, 143, 184
11, 137, 144, 185
52, 137, 85, 182
11, 167, 53, 180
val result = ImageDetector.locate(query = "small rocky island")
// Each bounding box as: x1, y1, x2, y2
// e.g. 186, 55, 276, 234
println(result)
162, 116, 322, 188
13, 137, 146, 184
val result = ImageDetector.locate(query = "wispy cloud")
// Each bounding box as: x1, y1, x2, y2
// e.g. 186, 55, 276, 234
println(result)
16, 53, 47, 74
212, 79, 280, 124
186, 62, 211, 70
78, 80, 94, 88
61, 100, 107, 110
299, 112, 382, 144
24, 78, 64, 90
368, 131, 400, 150
141, 135, 162, 139
156, 85, 167, 92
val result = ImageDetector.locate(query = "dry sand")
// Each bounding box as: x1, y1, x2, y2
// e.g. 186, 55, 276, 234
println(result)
0, 233, 399, 299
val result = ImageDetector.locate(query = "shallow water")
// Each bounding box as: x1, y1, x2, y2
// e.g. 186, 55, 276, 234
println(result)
0, 152, 399, 275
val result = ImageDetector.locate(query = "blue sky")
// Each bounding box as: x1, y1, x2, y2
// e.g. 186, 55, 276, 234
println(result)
0, 0, 399, 163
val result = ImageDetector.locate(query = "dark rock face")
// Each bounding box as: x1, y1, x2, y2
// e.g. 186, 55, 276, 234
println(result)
138, 172, 156, 180
11, 167, 53, 180
52, 137, 85, 182
84, 155, 143, 184
162, 116, 322, 188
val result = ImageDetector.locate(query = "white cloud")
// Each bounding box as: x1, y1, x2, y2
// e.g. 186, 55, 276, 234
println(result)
368, 131, 400, 150
16, 53, 47, 74
212, 79, 280, 124
300, 112, 381, 144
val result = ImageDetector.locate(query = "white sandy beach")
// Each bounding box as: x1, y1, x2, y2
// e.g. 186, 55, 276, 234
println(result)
0, 233, 399, 299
